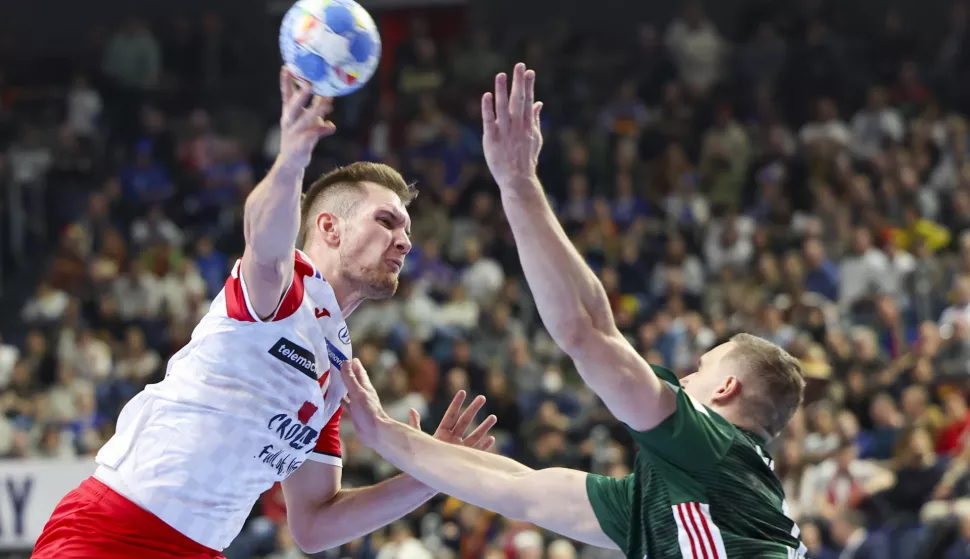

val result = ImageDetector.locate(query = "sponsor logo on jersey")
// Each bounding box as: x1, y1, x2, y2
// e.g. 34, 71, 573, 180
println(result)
326, 338, 347, 371
338, 325, 351, 345
269, 337, 317, 380
314, 307, 330, 319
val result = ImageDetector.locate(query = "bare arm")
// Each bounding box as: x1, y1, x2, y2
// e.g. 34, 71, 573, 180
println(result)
242, 70, 335, 319
284, 391, 497, 553
283, 462, 436, 553
340, 358, 618, 550
377, 419, 615, 548
484, 64, 674, 430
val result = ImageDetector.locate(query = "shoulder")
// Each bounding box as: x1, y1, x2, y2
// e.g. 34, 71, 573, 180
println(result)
225, 249, 320, 323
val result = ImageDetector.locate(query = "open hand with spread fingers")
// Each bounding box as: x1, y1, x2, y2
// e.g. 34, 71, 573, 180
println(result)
276, 67, 337, 174
340, 358, 496, 452
410, 391, 497, 451
482, 63, 544, 189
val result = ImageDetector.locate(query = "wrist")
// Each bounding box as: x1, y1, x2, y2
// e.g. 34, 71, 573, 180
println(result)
498, 176, 543, 201
271, 155, 307, 185
370, 414, 402, 453
373, 419, 438, 498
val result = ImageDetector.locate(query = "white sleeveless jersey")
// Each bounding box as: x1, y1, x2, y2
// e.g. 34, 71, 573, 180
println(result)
94, 250, 351, 551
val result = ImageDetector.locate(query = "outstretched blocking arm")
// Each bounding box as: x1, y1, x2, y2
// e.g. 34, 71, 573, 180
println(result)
241, 69, 335, 319
283, 392, 497, 553
375, 421, 617, 549
340, 359, 620, 550
483, 65, 675, 431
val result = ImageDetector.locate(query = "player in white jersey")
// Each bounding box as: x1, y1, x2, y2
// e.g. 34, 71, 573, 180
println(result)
31, 69, 498, 559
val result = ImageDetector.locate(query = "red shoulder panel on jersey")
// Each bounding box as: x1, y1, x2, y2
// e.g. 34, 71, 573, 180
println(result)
224, 250, 314, 322
313, 407, 343, 458
225, 260, 257, 322
275, 251, 315, 321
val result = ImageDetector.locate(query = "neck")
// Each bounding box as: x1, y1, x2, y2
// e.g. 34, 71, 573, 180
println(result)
306, 247, 365, 317
716, 406, 772, 442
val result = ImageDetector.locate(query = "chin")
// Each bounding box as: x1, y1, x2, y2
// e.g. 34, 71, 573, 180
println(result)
364, 275, 399, 300
350, 260, 402, 300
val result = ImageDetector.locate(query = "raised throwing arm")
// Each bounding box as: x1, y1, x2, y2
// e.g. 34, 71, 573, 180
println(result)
241, 69, 336, 319
482, 64, 675, 431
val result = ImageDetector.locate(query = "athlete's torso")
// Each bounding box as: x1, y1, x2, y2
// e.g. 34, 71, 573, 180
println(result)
95, 250, 350, 551
586, 365, 807, 559
628, 429, 802, 559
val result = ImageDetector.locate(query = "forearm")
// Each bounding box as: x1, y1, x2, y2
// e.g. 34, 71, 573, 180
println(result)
375, 418, 535, 519
371, 419, 615, 548
243, 159, 304, 262
297, 473, 435, 552
499, 178, 615, 347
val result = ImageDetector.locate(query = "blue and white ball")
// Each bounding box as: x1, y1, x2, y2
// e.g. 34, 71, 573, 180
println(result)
280, 0, 381, 97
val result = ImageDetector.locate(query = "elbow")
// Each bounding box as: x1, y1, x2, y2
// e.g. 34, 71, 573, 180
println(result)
287, 518, 335, 555
286, 503, 337, 554
550, 315, 608, 356
457, 472, 532, 522
553, 321, 617, 363
495, 471, 549, 522
287, 517, 318, 554
550, 323, 592, 355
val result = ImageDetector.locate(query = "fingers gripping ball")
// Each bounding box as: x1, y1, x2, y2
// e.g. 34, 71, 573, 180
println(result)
280, 0, 381, 97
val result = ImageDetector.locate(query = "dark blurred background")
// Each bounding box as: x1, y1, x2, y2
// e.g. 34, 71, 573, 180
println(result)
4, 0, 970, 557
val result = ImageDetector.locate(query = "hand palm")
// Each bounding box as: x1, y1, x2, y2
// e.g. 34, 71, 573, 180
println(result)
340, 359, 496, 452
482, 64, 544, 186
276, 68, 336, 172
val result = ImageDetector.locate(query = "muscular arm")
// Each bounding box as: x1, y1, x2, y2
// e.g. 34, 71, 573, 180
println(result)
500, 179, 675, 431
371, 417, 617, 549
240, 162, 302, 319
282, 462, 437, 553
485, 66, 674, 431
241, 74, 333, 320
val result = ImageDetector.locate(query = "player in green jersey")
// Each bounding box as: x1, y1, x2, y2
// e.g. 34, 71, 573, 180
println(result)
337, 64, 809, 559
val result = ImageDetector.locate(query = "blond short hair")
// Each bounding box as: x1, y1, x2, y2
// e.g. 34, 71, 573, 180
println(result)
727, 333, 806, 437
299, 162, 416, 247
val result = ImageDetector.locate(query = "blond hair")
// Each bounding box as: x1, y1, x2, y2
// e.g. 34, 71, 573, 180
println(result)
727, 333, 806, 437
299, 162, 416, 247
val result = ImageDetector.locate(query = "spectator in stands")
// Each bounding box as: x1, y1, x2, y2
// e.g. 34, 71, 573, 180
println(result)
800, 438, 896, 519
6, 5, 970, 558
829, 509, 892, 559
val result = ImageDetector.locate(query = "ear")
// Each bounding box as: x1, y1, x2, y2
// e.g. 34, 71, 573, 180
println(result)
316, 212, 341, 247
710, 375, 742, 405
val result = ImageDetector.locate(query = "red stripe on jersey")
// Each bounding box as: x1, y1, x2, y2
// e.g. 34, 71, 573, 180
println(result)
224, 250, 315, 322
693, 502, 720, 559
689, 505, 711, 559
225, 261, 256, 322
676, 503, 701, 559
313, 407, 342, 458
274, 253, 312, 321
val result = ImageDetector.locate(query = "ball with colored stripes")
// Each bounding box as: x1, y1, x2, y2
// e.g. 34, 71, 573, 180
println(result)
279, 0, 381, 97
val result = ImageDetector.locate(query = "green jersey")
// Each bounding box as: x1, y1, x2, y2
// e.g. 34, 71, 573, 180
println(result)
586, 365, 807, 559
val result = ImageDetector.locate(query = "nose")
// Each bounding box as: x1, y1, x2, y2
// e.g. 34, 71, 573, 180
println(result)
395, 234, 412, 255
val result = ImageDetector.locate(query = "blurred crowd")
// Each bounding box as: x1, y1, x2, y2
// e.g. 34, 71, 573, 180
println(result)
6, 0, 970, 558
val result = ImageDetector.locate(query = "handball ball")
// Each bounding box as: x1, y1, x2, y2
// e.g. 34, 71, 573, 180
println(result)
280, 0, 381, 97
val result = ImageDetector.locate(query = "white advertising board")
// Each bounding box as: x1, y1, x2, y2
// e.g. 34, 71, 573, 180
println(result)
0, 459, 95, 549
